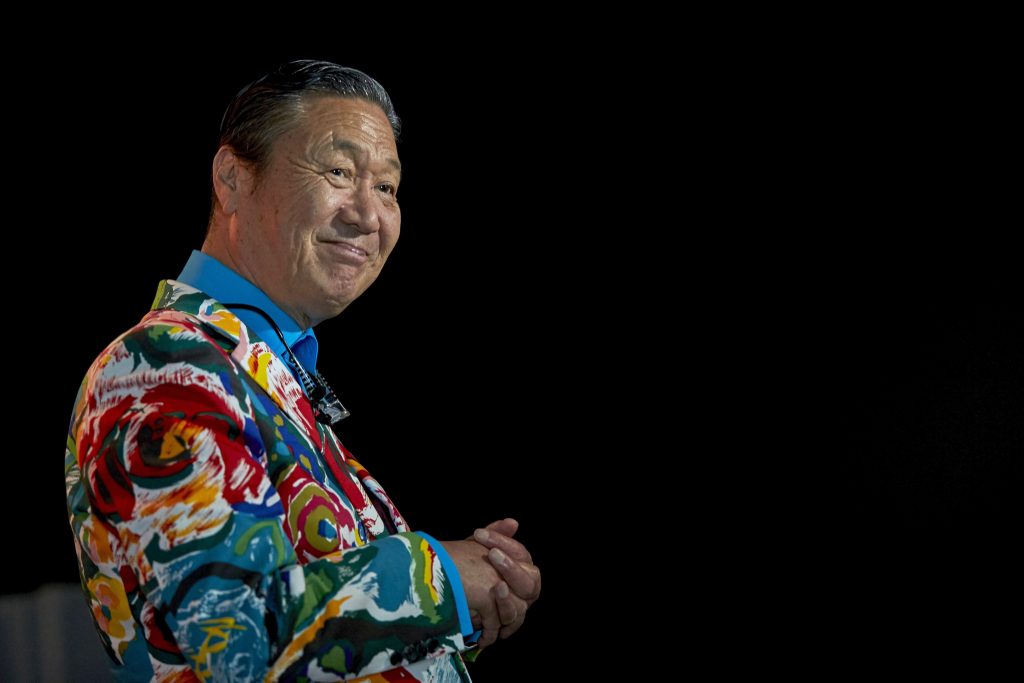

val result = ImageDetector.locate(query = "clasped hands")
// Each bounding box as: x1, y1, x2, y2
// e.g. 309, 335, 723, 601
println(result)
441, 518, 541, 650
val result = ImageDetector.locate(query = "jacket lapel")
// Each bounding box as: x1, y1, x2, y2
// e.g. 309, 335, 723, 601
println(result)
151, 280, 405, 538
152, 280, 321, 447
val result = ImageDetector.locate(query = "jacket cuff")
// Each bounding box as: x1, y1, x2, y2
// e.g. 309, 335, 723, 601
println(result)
416, 531, 478, 643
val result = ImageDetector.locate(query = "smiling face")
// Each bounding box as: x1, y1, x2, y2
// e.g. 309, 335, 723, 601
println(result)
223, 96, 401, 327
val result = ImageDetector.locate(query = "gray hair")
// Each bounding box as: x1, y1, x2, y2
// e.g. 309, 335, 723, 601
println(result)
209, 60, 400, 222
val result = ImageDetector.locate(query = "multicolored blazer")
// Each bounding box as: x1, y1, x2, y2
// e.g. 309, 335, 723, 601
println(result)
65, 280, 473, 682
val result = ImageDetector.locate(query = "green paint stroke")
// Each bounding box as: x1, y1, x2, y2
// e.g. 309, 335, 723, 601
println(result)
234, 520, 286, 564
410, 536, 441, 623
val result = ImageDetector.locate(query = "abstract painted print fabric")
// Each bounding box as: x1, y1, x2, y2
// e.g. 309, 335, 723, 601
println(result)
65, 280, 472, 682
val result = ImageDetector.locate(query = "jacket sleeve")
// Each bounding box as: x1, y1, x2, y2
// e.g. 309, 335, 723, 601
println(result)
73, 324, 469, 681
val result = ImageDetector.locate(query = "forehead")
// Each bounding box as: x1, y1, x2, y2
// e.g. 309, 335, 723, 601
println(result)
286, 96, 398, 157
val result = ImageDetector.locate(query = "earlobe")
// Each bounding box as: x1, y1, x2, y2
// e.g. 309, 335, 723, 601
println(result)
212, 146, 241, 215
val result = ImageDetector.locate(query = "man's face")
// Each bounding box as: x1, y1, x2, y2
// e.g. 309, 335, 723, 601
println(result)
234, 96, 401, 327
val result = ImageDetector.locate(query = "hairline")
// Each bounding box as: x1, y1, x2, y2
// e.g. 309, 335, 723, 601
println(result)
247, 92, 397, 176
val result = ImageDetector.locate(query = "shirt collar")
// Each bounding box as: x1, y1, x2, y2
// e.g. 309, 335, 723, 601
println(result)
177, 250, 319, 376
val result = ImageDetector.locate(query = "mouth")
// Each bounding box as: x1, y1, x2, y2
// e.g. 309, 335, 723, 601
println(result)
320, 240, 372, 264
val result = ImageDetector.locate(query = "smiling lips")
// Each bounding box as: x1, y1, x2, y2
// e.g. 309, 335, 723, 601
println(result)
321, 240, 372, 264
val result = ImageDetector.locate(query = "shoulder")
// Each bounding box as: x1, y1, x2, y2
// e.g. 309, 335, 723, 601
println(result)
78, 309, 245, 415
72, 308, 255, 454
95, 308, 234, 374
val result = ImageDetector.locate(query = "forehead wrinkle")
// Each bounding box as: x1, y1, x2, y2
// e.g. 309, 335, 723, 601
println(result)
332, 138, 364, 156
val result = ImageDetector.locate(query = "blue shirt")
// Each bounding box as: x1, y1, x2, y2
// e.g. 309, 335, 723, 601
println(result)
177, 250, 318, 385
176, 250, 477, 643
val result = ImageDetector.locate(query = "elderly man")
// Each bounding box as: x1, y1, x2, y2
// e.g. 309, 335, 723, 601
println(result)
64, 60, 539, 682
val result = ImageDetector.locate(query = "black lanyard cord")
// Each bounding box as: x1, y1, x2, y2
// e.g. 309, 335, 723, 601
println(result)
218, 302, 350, 425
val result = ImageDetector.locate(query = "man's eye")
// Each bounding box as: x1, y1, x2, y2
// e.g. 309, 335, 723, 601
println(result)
377, 183, 396, 196
330, 169, 350, 177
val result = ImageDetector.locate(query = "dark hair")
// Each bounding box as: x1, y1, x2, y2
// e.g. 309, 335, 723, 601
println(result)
209, 60, 400, 223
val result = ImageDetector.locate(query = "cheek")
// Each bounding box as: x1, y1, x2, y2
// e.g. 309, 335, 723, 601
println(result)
382, 208, 401, 252
276, 178, 333, 227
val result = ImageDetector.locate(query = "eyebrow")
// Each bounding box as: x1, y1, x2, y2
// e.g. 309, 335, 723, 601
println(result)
333, 138, 402, 176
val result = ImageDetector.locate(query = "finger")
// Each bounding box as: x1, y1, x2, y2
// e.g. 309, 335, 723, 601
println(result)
492, 581, 517, 627
476, 604, 501, 650
473, 528, 533, 563
487, 547, 541, 603
492, 581, 528, 639
484, 517, 519, 537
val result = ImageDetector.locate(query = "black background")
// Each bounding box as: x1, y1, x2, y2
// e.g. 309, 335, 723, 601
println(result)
7, 29, 1020, 677
17, 43, 627, 681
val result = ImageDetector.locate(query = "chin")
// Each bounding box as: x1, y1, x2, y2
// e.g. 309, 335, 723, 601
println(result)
312, 299, 348, 323
315, 290, 360, 320
331, 279, 373, 304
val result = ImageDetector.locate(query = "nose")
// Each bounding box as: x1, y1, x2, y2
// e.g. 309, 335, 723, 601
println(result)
338, 181, 380, 234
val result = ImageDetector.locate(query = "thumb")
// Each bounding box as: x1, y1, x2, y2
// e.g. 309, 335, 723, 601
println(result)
485, 518, 519, 538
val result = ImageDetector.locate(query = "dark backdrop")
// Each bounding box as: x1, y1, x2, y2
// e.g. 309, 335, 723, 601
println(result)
7, 33, 1019, 677
19, 47, 626, 681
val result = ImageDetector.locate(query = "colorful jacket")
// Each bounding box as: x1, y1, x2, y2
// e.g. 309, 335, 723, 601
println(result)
65, 280, 473, 682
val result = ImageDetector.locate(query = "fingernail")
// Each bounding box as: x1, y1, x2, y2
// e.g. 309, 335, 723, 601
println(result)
490, 547, 508, 566
474, 529, 490, 543
496, 582, 510, 598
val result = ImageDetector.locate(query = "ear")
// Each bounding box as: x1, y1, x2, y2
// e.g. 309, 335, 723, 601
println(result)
211, 146, 251, 215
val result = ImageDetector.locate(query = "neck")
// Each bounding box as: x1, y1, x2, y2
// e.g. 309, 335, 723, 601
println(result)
201, 222, 314, 329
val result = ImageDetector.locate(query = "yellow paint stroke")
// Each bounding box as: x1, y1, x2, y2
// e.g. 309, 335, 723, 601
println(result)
206, 310, 242, 338
303, 505, 340, 554
83, 517, 116, 566
190, 617, 247, 680
135, 468, 226, 545
266, 595, 350, 680
421, 538, 439, 603
160, 422, 205, 460
88, 575, 133, 642
345, 456, 368, 474
253, 351, 279, 403
137, 467, 220, 519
